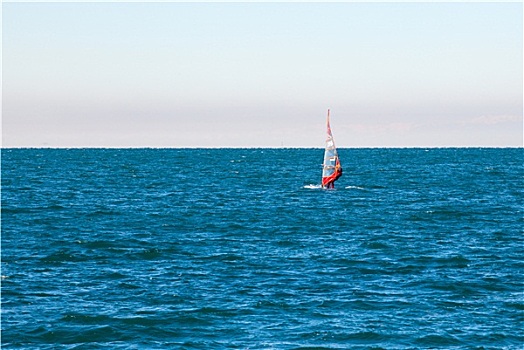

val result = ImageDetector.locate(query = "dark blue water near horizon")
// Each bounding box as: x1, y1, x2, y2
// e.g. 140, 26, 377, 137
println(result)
2, 148, 523, 349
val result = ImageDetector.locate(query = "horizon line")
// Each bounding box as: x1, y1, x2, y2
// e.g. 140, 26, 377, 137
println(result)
2, 146, 522, 150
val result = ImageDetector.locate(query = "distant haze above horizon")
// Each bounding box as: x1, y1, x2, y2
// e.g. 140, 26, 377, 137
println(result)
3, 2, 523, 147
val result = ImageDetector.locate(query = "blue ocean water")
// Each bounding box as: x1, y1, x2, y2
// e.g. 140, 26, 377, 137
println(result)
1, 148, 523, 349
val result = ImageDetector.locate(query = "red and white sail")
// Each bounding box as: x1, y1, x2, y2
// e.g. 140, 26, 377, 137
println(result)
321, 109, 342, 188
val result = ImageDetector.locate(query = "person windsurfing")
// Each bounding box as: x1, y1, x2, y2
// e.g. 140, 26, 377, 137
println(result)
321, 109, 342, 189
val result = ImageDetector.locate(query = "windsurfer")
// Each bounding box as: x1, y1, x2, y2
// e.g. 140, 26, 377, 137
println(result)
321, 109, 342, 189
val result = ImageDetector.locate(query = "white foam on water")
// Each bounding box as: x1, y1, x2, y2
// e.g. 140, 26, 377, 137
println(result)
345, 185, 365, 190
303, 184, 322, 189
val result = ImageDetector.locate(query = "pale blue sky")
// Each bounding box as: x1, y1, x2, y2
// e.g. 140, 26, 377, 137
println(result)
3, 2, 523, 147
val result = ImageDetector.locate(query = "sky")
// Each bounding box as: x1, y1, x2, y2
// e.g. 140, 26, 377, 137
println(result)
2, 1, 523, 147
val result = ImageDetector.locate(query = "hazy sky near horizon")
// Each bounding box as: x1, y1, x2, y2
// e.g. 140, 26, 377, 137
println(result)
3, 2, 523, 147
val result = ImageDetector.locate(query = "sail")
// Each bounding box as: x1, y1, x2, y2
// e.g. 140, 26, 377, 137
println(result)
322, 109, 342, 187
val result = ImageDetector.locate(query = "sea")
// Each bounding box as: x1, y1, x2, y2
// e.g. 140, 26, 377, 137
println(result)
1, 148, 523, 349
